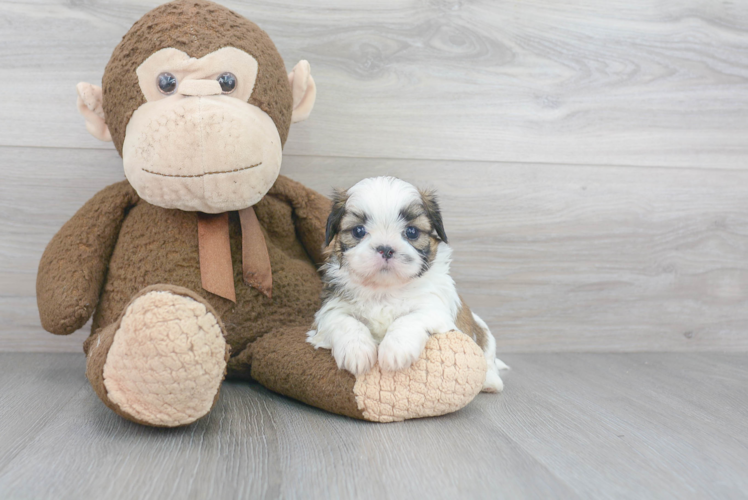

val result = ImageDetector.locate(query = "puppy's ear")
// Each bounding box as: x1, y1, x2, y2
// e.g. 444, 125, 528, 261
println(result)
325, 189, 348, 247
420, 189, 448, 243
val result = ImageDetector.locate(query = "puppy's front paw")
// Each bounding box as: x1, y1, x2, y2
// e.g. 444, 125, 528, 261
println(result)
378, 329, 427, 372
333, 337, 378, 376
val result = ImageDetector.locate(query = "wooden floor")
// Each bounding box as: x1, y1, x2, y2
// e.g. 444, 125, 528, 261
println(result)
0, 352, 746, 500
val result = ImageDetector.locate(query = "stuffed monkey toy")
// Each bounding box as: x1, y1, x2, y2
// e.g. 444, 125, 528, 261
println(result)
36, 0, 487, 426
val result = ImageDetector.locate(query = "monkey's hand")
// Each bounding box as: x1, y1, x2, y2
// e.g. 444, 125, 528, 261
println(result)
36, 181, 138, 335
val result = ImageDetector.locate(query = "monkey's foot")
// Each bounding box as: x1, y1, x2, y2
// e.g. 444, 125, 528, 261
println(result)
85, 285, 229, 427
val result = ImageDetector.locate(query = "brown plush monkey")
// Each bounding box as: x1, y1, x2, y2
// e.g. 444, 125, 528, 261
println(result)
37, 0, 486, 426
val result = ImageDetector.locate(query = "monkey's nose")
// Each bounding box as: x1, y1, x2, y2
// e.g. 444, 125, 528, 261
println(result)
376, 246, 395, 260
178, 79, 222, 97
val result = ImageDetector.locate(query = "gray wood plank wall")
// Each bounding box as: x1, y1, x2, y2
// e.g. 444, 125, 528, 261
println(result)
1, 0, 747, 352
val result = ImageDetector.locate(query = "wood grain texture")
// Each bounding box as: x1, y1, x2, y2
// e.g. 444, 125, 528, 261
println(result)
1, 0, 748, 167
0, 354, 89, 472
0, 352, 745, 499
1, 0, 747, 352
3, 146, 746, 352
484, 352, 748, 499
285, 156, 748, 352
0, 146, 126, 352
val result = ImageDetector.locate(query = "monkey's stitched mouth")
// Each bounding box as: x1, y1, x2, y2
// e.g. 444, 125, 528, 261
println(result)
142, 162, 262, 178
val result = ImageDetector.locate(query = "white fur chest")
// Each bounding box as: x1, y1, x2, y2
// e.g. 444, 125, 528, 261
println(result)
352, 297, 414, 343
342, 259, 461, 343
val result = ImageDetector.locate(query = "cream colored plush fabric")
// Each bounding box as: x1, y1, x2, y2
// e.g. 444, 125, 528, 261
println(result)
136, 48, 259, 103
121, 47, 282, 213
288, 60, 316, 123
353, 331, 486, 423
76, 82, 112, 142
102, 291, 228, 427
122, 96, 282, 213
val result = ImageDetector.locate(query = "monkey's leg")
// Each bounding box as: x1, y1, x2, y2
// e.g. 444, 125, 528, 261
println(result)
240, 327, 487, 422
83, 285, 230, 427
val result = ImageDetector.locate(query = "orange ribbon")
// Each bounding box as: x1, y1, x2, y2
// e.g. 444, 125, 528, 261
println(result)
197, 207, 272, 302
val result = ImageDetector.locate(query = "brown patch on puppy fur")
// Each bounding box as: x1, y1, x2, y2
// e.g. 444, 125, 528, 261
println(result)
319, 189, 349, 309
324, 189, 373, 267
418, 189, 448, 243
324, 189, 348, 247
400, 192, 448, 276
412, 232, 440, 277
318, 232, 346, 306
336, 211, 367, 252
455, 297, 489, 350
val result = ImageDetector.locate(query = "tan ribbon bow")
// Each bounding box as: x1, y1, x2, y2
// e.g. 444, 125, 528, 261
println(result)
197, 207, 272, 302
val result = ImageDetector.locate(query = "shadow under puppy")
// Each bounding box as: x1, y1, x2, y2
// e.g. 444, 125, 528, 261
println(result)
307, 176, 507, 392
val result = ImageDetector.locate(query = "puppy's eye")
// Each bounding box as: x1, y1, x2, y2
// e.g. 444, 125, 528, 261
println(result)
352, 225, 366, 239
157, 72, 178, 95
217, 72, 237, 93
405, 226, 420, 240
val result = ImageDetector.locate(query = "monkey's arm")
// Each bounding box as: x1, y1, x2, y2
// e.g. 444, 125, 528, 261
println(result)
37, 180, 139, 335
245, 326, 487, 422
267, 175, 330, 267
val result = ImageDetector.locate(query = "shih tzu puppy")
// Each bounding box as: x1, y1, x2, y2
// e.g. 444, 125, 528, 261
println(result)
306, 176, 506, 393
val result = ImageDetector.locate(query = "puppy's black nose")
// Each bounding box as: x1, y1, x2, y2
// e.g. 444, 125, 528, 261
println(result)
376, 245, 395, 260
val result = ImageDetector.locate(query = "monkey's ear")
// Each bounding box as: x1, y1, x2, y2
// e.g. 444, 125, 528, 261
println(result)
288, 60, 316, 123
325, 189, 348, 247
76, 82, 112, 142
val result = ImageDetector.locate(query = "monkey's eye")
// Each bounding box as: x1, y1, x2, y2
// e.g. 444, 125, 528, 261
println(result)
405, 226, 420, 240
217, 72, 237, 93
157, 72, 178, 95
352, 225, 366, 239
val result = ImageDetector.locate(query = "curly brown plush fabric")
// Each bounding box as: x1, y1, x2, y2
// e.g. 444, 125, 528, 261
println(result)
103, 0, 293, 155
248, 328, 488, 422
38, 175, 328, 372
248, 325, 364, 419
37, 182, 139, 335
37, 0, 489, 426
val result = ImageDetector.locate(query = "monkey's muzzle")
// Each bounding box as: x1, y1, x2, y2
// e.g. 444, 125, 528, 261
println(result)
122, 96, 282, 213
